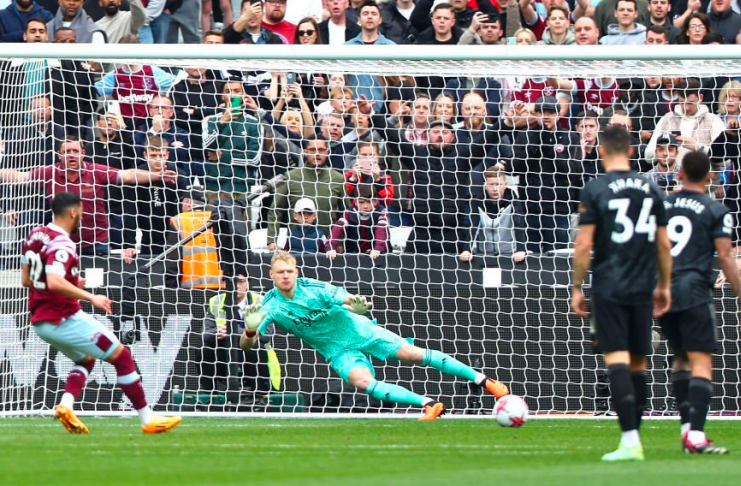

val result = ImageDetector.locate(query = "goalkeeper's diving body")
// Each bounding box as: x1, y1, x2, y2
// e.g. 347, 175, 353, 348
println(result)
240, 252, 510, 420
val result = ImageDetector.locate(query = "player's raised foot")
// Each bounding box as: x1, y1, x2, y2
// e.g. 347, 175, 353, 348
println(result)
142, 415, 182, 434
683, 436, 729, 455
54, 405, 89, 434
601, 443, 644, 462
483, 379, 510, 399
419, 402, 445, 421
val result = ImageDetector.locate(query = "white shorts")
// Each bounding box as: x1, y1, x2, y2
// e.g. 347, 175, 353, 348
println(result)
34, 311, 120, 363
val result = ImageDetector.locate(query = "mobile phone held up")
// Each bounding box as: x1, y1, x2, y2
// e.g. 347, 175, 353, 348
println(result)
286, 72, 297, 85
230, 96, 242, 110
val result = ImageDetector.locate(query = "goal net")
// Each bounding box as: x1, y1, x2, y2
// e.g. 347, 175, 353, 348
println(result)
1, 44, 740, 417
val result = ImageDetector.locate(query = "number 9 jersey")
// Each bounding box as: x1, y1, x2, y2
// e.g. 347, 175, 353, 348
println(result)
664, 190, 732, 311
579, 171, 668, 304
21, 224, 82, 324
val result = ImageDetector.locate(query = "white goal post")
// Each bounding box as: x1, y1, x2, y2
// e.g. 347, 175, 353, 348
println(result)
1, 44, 740, 419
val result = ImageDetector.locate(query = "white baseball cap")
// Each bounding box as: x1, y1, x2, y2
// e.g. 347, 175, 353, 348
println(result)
294, 198, 317, 213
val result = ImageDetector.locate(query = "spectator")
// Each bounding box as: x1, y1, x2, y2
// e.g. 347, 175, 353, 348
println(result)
606, 109, 651, 171
676, 12, 712, 44
576, 110, 602, 180
514, 27, 537, 44
122, 135, 187, 262
458, 11, 506, 45
645, 133, 680, 192
313, 73, 348, 113
592, 0, 649, 36
0, 0, 53, 42
317, 86, 354, 119
319, 0, 361, 45
548, 76, 621, 118
168, 0, 201, 43
646, 78, 726, 164
511, 96, 582, 255
645, 24, 669, 43
346, 0, 367, 25
397, 91, 431, 146
134, 94, 192, 176
202, 80, 264, 210
85, 108, 137, 170
328, 184, 389, 259
0, 136, 176, 255
708, 0, 741, 44
294, 16, 322, 43
202, 0, 233, 35
200, 274, 267, 394
262, 79, 315, 167
574, 16, 600, 45
267, 136, 346, 250
165, 188, 224, 289
262, 0, 295, 43
432, 93, 459, 126
203, 27, 224, 43
456, 91, 513, 169
344, 140, 395, 208
96, 0, 146, 43
346, 1, 395, 112
284, 197, 330, 254
444, 76, 502, 118
225, 0, 284, 44
702, 31, 726, 43
536, 6, 575, 45
459, 169, 515, 261
411, 0, 476, 34
717, 79, 741, 126
646, 0, 677, 42
94, 56, 177, 127
47, 0, 107, 42
381, 0, 416, 44
171, 65, 222, 177
502, 76, 567, 129
600, 0, 647, 45
139, 0, 171, 44
414, 2, 463, 44
319, 111, 370, 170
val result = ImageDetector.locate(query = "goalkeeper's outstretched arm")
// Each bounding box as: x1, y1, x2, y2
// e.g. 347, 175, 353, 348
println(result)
239, 331, 259, 352
239, 303, 267, 351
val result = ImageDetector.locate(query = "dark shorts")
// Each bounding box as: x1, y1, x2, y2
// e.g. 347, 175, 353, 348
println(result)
658, 303, 717, 352
591, 294, 653, 355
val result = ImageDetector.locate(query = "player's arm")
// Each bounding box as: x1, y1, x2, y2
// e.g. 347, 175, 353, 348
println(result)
716, 237, 741, 299
653, 226, 673, 317
21, 264, 31, 288
46, 273, 112, 313
343, 295, 372, 314
571, 224, 594, 318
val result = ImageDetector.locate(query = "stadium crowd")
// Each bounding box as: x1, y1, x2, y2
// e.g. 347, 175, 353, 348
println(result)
1, 0, 741, 282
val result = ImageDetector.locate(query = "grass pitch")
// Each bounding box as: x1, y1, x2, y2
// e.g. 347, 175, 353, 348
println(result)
1, 417, 740, 486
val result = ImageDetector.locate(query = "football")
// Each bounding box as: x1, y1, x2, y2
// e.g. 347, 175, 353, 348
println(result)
493, 395, 529, 427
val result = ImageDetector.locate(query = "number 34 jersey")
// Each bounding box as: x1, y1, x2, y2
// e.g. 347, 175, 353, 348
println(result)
579, 170, 668, 304
21, 224, 82, 324
665, 190, 732, 311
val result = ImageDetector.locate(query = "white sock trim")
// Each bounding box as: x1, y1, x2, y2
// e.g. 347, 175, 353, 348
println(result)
60, 393, 75, 409
620, 430, 641, 448
70, 365, 89, 378
118, 371, 140, 385
137, 406, 153, 426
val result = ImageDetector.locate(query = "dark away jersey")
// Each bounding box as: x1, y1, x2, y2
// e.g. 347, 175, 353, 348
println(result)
665, 190, 732, 311
579, 170, 668, 304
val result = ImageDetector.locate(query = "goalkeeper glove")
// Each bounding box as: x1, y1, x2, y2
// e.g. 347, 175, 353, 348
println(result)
343, 295, 372, 315
243, 304, 267, 337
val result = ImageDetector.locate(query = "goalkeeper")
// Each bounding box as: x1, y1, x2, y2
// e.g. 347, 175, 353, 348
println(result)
239, 251, 510, 420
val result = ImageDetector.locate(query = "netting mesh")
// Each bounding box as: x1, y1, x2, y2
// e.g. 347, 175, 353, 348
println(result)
1, 52, 740, 416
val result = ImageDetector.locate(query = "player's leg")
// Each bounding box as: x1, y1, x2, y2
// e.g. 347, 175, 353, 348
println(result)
629, 354, 647, 432
393, 343, 509, 398
33, 321, 92, 434
659, 311, 692, 438
334, 353, 443, 421
103, 344, 182, 433
680, 303, 726, 454
593, 297, 645, 462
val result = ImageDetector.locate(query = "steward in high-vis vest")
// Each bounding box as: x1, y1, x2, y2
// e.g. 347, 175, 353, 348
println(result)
168, 202, 224, 290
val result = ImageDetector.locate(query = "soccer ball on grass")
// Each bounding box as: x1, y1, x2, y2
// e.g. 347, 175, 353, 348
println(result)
493, 395, 529, 427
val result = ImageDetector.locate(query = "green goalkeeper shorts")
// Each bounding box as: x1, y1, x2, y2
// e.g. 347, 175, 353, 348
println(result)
328, 325, 407, 381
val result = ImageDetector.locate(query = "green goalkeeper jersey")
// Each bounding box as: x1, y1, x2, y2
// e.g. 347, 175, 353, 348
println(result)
258, 278, 377, 361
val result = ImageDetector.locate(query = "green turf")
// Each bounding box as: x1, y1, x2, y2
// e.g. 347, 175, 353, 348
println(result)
1, 417, 739, 485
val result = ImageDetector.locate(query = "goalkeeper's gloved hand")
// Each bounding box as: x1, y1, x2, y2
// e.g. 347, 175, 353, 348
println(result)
343, 295, 372, 315
243, 304, 266, 337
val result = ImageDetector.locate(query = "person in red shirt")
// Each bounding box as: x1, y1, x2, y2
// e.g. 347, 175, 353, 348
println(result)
261, 0, 295, 43
0, 137, 177, 256
22, 191, 181, 435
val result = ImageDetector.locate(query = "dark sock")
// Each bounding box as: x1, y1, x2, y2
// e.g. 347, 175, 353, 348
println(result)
607, 364, 637, 432
688, 377, 712, 432
631, 372, 647, 431
671, 371, 691, 425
